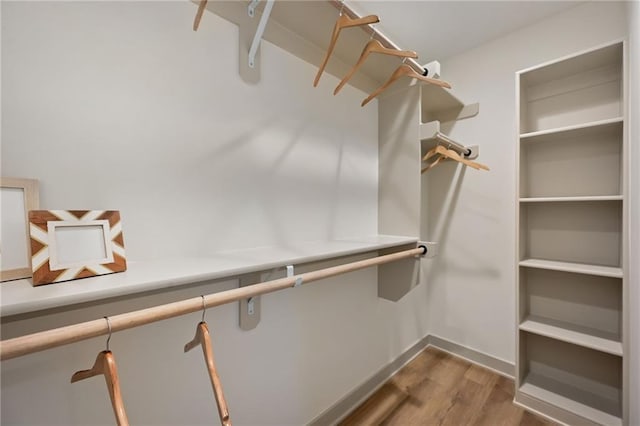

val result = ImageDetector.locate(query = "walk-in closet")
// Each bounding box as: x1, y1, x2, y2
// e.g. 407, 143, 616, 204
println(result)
1, 1, 638, 425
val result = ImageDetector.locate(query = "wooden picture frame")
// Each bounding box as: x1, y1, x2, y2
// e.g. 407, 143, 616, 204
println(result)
1, 177, 40, 282
29, 210, 126, 286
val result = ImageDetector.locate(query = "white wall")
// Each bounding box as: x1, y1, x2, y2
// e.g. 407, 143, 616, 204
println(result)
2, 1, 636, 424
0, 1, 432, 425
627, 1, 639, 425
1, 0, 378, 260
423, 1, 630, 363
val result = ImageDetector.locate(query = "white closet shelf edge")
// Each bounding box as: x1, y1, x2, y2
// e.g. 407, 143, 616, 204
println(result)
519, 317, 623, 357
519, 116, 623, 139
0, 235, 418, 318
518, 258, 623, 278
519, 195, 623, 202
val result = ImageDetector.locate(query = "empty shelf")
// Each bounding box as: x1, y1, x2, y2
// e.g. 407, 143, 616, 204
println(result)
519, 259, 622, 278
520, 195, 623, 202
520, 316, 622, 356
520, 375, 622, 426
520, 117, 623, 141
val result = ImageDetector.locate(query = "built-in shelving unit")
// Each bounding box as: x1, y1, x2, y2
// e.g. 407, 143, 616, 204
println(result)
515, 41, 627, 425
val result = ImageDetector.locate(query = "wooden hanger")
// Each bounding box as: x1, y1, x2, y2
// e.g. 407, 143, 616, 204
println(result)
422, 145, 490, 171
314, 13, 380, 87
422, 145, 441, 162
421, 154, 448, 174
334, 39, 417, 95
193, 0, 208, 31
71, 318, 129, 426
442, 146, 490, 171
361, 63, 452, 107
185, 298, 231, 426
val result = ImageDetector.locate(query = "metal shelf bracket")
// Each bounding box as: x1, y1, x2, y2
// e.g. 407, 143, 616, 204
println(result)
248, 0, 275, 69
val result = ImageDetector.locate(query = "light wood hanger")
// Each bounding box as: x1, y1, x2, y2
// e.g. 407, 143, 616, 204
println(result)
442, 146, 490, 171
185, 297, 231, 426
334, 39, 417, 95
422, 145, 440, 162
193, 0, 208, 31
361, 63, 452, 107
71, 318, 129, 426
421, 154, 448, 174
314, 12, 380, 87
421, 145, 490, 171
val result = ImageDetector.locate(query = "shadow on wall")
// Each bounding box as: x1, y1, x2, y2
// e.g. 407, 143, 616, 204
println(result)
421, 161, 502, 282
176, 114, 359, 254
423, 162, 467, 244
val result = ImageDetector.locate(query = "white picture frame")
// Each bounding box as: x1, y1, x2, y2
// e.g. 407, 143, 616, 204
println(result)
1, 177, 40, 282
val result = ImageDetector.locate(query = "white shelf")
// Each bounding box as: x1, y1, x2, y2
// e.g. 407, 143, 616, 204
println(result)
419, 120, 441, 142
520, 116, 623, 141
520, 195, 623, 202
519, 258, 623, 278
203, 0, 467, 111
520, 376, 622, 426
520, 42, 623, 84
518, 117, 622, 198
0, 235, 418, 317
421, 85, 479, 123
520, 316, 622, 356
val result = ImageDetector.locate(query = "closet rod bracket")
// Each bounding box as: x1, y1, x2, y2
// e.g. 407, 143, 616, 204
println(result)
286, 265, 303, 287
239, 272, 262, 331
465, 145, 479, 160
248, 0, 275, 69
248, 0, 260, 17
418, 241, 438, 259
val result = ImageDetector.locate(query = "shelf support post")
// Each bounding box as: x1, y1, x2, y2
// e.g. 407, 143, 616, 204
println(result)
239, 272, 262, 331
247, 0, 260, 17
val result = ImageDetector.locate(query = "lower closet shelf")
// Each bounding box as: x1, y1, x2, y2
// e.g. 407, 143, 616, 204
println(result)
519, 374, 622, 426
519, 317, 622, 356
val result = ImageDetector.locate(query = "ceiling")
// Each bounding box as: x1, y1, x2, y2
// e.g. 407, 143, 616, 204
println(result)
350, 1, 584, 63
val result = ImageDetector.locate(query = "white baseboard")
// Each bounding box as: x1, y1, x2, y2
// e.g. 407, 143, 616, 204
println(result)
308, 334, 515, 426
426, 334, 514, 378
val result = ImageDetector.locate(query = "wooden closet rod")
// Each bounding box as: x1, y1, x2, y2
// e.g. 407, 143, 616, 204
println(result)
327, 0, 428, 76
0, 246, 426, 361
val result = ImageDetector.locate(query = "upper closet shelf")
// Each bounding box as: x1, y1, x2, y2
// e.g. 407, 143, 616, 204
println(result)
518, 43, 622, 134
196, 0, 476, 113
0, 235, 417, 318
421, 84, 479, 123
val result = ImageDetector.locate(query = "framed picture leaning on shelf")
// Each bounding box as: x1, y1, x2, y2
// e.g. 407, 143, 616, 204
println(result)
0, 177, 40, 282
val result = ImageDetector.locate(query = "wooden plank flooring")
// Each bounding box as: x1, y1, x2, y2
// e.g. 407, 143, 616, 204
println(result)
340, 347, 558, 426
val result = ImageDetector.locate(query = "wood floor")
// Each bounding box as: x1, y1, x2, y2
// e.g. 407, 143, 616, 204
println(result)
340, 347, 557, 426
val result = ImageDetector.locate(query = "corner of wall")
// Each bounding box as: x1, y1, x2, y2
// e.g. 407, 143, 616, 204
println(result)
626, 2, 639, 425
